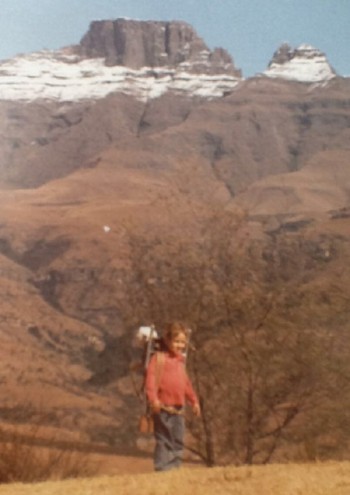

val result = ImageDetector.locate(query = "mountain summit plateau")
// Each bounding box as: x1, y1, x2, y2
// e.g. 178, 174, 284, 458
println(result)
0, 19, 242, 103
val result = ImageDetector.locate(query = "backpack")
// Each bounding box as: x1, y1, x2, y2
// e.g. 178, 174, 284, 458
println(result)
130, 325, 193, 433
129, 325, 163, 433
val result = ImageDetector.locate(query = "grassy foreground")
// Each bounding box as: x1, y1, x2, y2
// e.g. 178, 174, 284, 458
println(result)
0, 461, 350, 495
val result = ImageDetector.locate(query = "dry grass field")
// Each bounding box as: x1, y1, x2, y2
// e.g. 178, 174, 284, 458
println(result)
0, 461, 350, 495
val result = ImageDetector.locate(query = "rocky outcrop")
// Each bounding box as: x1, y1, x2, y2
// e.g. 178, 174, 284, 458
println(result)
0, 20, 242, 104
263, 43, 337, 83
268, 43, 294, 65
78, 19, 241, 76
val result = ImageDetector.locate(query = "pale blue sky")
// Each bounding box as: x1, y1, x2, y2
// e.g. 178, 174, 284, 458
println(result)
1, 0, 349, 77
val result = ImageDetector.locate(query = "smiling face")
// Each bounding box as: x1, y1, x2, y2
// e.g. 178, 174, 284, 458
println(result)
167, 331, 187, 356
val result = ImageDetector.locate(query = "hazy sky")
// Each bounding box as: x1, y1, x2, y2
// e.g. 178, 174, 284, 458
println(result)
1, 0, 349, 77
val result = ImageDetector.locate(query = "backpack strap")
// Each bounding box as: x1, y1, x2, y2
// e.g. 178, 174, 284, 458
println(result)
154, 351, 165, 393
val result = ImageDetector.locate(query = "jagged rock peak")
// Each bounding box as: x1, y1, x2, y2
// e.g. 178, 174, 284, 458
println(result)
263, 43, 337, 83
78, 18, 241, 76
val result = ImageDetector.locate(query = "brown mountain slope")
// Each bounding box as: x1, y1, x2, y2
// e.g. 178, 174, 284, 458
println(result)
0, 250, 116, 437
0, 73, 350, 456
89, 77, 350, 199
1, 77, 349, 193
1, 140, 350, 450
0, 93, 202, 189
0, 154, 236, 448
232, 149, 350, 217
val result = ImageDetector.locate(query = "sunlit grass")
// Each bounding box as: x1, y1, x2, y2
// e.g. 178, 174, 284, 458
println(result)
1, 461, 350, 495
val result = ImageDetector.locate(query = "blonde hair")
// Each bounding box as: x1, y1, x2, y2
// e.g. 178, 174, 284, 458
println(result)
163, 321, 189, 343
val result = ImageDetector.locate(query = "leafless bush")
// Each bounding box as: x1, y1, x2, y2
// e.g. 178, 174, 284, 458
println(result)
123, 209, 350, 465
0, 425, 95, 484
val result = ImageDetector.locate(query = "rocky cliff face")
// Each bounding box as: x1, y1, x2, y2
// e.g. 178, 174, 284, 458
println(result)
1, 21, 343, 106
78, 19, 240, 75
0, 20, 242, 104
263, 43, 337, 82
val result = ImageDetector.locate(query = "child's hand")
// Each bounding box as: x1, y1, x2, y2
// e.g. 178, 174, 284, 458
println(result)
151, 400, 161, 414
192, 403, 201, 417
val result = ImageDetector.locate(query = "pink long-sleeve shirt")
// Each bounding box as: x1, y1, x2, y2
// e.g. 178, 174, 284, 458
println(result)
145, 351, 198, 407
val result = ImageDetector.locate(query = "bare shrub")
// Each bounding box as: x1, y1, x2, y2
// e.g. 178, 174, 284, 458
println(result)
0, 425, 95, 484
123, 209, 350, 466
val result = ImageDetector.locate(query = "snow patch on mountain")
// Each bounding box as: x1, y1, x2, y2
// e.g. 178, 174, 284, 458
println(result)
263, 44, 337, 83
0, 50, 242, 103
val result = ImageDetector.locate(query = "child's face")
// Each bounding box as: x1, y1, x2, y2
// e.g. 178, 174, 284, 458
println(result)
168, 332, 187, 356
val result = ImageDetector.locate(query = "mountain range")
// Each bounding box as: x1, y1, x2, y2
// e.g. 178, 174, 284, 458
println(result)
0, 19, 349, 457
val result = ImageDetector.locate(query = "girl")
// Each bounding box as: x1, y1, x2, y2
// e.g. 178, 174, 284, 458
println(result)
145, 321, 200, 471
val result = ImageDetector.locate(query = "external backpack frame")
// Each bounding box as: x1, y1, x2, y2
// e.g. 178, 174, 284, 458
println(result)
131, 325, 192, 434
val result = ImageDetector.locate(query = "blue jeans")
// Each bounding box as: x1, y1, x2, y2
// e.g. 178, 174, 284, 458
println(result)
153, 410, 185, 471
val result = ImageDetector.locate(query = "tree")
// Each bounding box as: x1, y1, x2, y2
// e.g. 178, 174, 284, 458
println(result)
122, 209, 350, 465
